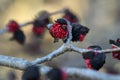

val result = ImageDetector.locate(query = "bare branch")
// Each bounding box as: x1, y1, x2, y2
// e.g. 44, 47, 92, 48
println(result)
0, 55, 32, 70
0, 55, 51, 74
0, 55, 120, 80
64, 67, 120, 80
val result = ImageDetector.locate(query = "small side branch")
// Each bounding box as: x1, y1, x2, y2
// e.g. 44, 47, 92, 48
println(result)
70, 45, 92, 53
49, 8, 65, 16
32, 44, 120, 64
0, 21, 33, 35
0, 9, 66, 35
0, 27, 8, 34
20, 21, 33, 27
33, 44, 67, 64
97, 48, 120, 53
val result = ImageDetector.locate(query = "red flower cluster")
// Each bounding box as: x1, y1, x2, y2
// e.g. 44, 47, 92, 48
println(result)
82, 46, 106, 70
32, 20, 46, 37
32, 11, 50, 37
71, 23, 89, 42
7, 20, 25, 45
112, 46, 120, 60
49, 19, 68, 39
32, 26, 45, 36
7, 20, 19, 32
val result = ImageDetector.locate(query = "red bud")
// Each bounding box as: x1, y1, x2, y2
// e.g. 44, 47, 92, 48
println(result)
32, 26, 45, 36
79, 34, 86, 42
61, 70, 68, 80
85, 59, 92, 69
112, 45, 120, 60
7, 20, 19, 32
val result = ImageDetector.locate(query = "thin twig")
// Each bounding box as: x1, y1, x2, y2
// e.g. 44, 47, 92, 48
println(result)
32, 44, 120, 64
20, 21, 33, 27
49, 8, 65, 16
64, 19, 73, 44
0, 27, 8, 34
0, 9, 66, 35
97, 47, 120, 53
32, 44, 67, 64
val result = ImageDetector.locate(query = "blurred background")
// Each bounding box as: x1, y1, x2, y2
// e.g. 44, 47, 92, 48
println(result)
0, 0, 120, 80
